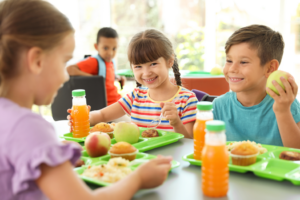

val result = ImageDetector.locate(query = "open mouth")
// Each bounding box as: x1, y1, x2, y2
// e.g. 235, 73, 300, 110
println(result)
143, 76, 158, 84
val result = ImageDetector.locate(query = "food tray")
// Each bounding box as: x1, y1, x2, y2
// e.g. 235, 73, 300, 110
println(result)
182, 143, 300, 185
61, 127, 184, 152
74, 152, 180, 187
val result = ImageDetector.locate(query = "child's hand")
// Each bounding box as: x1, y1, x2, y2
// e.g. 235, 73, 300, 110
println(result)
136, 155, 172, 189
67, 106, 91, 132
266, 76, 298, 114
160, 102, 181, 127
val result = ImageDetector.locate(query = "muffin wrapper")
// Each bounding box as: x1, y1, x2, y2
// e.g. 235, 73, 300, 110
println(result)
108, 149, 139, 161
230, 152, 259, 166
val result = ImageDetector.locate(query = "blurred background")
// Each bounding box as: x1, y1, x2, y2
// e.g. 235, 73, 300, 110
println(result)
36, 0, 300, 119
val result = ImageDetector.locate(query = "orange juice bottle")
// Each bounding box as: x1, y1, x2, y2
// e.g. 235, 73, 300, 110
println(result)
193, 102, 213, 160
202, 120, 229, 197
71, 89, 90, 138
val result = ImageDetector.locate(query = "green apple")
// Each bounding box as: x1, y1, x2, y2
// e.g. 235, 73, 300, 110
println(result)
85, 132, 111, 157
114, 122, 140, 144
210, 66, 223, 75
266, 70, 290, 96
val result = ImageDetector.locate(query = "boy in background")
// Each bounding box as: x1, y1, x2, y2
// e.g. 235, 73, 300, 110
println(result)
213, 24, 300, 148
67, 27, 126, 105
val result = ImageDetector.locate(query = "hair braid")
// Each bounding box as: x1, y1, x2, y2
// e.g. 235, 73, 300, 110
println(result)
172, 55, 182, 86
136, 81, 142, 87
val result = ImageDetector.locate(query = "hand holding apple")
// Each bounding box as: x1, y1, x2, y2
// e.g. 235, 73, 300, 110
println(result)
266, 70, 298, 113
85, 132, 111, 157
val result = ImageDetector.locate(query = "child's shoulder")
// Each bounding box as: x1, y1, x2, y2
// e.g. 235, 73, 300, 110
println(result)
213, 92, 234, 105
178, 87, 197, 99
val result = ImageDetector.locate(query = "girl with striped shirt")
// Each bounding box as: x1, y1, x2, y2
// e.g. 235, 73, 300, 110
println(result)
78, 29, 198, 138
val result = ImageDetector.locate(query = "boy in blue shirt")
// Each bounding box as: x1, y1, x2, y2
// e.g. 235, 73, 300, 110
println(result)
213, 24, 300, 148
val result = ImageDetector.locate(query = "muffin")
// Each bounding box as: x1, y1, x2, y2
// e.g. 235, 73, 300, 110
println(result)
109, 142, 138, 161
90, 122, 114, 139
230, 141, 259, 166
142, 129, 159, 138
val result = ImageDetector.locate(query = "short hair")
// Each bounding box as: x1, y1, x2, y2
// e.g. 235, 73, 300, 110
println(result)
225, 24, 285, 66
96, 27, 118, 43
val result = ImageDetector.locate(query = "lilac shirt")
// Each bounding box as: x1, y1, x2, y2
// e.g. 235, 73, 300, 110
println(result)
0, 98, 81, 200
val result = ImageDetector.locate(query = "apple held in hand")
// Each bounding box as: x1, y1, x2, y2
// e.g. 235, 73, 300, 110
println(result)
114, 122, 140, 144
210, 66, 223, 75
85, 132, 111, 157
266, 70, 290, 96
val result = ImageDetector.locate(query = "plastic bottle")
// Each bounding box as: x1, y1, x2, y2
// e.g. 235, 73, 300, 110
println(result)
71, 89, 90, 138
202, 120, 229, 197
193, 102, 213, 160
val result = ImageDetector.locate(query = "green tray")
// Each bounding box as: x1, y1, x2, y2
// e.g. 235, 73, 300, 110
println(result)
74, 152, 180, 187
182, 143, 300, 185
61, 127, 184, 152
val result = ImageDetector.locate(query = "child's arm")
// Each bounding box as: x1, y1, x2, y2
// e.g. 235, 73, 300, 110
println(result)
89, 102, 126, 126
267, 76, 300, 148
36, 156, 172, 200
67, 64, 93, 76
160, 102, 194, 139
67, 103, 126, 128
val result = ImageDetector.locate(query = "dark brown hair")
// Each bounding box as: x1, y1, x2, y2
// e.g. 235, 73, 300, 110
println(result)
225, 24, 284, 66
96, 27, 118, 43
127, 29, 181, 87
0, 0, 74, 83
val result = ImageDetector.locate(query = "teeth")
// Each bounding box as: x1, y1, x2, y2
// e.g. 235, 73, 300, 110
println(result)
145, 78, 155, 81
231, 78, 242, 81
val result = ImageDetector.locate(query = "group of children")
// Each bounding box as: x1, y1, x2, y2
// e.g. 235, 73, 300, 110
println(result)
1, 0, 300, 199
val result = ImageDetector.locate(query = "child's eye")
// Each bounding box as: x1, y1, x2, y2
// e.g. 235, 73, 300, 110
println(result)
241, 61, 248, 64
134, 65, 141, 69
226, 60, 232, 63
150, 63, 157, 66
113, 48, 116, 51
104, 47, 108, 50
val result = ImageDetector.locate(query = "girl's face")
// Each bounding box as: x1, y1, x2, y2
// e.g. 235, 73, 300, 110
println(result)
132, 57, 172, 89
35, 33, 75, 105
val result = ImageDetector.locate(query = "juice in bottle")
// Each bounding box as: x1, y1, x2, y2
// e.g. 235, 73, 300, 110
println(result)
71, 89, 90, 138
193, 102, 213, 160
202, 120, 229, 197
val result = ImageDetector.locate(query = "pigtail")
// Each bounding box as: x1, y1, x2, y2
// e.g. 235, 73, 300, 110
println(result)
172, 55, 182, 86
136, 81, 142, 87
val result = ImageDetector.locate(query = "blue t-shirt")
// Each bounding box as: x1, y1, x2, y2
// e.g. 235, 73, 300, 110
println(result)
212, 92, 300, 146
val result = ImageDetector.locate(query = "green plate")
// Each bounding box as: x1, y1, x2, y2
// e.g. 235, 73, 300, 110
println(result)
182, 143, 300, 185
75, 152, 180, 187
61, 127, 184, 152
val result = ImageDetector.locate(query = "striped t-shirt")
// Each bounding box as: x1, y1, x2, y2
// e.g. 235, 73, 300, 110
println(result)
118, 86, 197, 132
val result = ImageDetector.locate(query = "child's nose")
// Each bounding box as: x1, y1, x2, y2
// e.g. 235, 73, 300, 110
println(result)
229, 62, 239, 73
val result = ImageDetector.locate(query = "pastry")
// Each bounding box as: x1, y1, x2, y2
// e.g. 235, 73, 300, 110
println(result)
90, 122, 114, 139
141, 129, 159, 138
109, 142, 138, 161
230, 141, 259, 166
279, 151, 300, 161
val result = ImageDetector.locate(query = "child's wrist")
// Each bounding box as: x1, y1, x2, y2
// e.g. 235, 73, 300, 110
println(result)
274, 109, 291, 117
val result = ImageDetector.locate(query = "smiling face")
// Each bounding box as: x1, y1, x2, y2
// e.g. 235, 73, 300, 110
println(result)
95, 37, 118, 62
132, 57, 172, 89
35, 33, 75, 105
224, 42, 268, 93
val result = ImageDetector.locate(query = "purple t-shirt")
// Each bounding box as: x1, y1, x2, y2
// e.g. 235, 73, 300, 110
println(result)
0, 98, 81, 200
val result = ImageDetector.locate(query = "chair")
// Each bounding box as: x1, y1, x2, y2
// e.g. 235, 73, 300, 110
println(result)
192, 89, 217, 102
51, 76, 107, 121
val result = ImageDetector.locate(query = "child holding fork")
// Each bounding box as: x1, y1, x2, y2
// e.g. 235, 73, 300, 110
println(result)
68, 29, 198, 138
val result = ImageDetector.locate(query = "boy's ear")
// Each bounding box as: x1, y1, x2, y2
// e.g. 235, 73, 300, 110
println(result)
94, 43, 99, 51
265, 59, 279, 78
27, 47, 43, 75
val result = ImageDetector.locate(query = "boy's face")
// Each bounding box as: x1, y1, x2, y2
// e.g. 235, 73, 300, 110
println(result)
224, 42, 268, 93
94, 37, 118, 62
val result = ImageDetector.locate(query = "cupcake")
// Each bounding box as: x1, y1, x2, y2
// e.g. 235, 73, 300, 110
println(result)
109, 142, 138, 161
230, 141, 259, 166
90, 122, 114, 139
141, 129, 159, 138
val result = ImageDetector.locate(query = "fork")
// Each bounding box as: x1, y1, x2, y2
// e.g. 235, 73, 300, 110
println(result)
147, 97, 178, 129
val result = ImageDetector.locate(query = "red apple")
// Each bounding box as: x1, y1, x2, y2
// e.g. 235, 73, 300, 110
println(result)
84, 132, 111, 157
